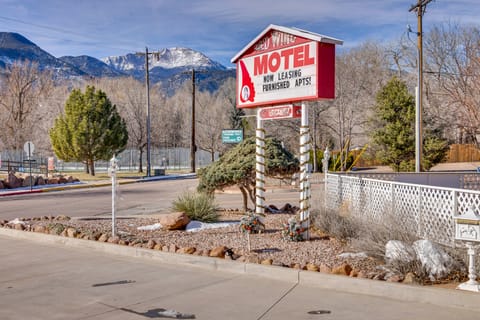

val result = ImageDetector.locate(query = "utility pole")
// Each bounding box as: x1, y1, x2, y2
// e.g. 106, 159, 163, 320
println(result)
136, 47, 161, 177
190, 69, 196, 173
409, 0, 433, 173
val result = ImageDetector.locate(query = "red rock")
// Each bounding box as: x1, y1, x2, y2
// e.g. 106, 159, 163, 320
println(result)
209, 246, 227, 258
332, 263, 352, 276
319, 264, 332, 273
178, 247, 196, 254
158, 212, 190, 230
306, 263, 319, 272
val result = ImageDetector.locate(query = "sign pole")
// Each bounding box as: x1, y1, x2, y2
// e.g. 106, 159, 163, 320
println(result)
110, 155, 118, 238
255, 111, 265, 215
299, 103, 311, 239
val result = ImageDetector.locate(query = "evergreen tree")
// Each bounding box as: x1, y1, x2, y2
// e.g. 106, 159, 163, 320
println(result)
228, 103, 245, 130
371, 77, 447, 171
197, 137, 298, 211
50, 86, 128, 175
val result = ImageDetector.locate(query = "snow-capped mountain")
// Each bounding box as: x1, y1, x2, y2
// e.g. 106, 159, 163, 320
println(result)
0, 32, 234, 93
102, 47, 226, 72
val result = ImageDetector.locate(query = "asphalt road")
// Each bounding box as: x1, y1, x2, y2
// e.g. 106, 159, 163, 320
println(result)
0, 178, 313, 221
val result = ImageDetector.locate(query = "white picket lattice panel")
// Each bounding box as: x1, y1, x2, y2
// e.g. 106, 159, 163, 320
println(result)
326, 173, 480, 247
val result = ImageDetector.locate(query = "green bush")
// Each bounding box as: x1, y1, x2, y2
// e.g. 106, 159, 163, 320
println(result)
172, 191, 219, 223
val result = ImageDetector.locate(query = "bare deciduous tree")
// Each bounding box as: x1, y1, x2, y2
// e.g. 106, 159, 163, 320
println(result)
0, 61, 53, 150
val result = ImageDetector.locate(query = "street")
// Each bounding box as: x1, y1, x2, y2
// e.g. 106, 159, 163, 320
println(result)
0, 178, 313, 221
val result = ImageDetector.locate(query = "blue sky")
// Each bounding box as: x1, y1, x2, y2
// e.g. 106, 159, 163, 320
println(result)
0, 0, 478, 67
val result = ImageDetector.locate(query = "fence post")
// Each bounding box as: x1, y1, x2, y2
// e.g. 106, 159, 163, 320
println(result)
452, 190, 458, 216
391, 182, 395, 216
418, 186, 423, 238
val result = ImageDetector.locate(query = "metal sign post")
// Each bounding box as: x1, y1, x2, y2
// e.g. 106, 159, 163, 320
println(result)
109, 155, 118, 238
23, 141, 35, 192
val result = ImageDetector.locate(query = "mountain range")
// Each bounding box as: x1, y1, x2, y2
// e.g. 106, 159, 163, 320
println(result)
0, 32, 234, 93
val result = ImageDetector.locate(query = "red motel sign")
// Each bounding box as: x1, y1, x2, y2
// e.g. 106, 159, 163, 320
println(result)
232, 24, 342, 109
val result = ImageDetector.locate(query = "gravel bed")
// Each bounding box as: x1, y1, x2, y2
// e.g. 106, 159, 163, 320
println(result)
10, 212, 382, 276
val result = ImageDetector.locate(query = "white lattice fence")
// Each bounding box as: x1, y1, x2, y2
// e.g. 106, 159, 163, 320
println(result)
326, 173, 480, 247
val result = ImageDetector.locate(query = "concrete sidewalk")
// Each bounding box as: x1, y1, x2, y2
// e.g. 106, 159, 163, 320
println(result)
1, 229, 479, 320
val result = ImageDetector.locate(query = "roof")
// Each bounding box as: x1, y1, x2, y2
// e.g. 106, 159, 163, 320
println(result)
231, 24, 343, 63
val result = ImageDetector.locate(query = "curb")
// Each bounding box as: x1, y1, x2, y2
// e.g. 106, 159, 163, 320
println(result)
1, 227, 479, 312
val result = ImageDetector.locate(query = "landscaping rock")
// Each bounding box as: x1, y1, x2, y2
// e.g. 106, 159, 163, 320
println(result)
169, 244, 179, 253
98, 234, 109, 242
159, 212, 190, 230
261, 259, 273, 265
36, 176, 45, 186
153, 244, 162, 250
332, 263, 352, 276
65, 227, 77, 237
0, 181, 4, 189
403, 272, 418, 284
209, 246, 227, 258
22, 175, 34, 187
413, 239, 459, 280
178, 247, 196, 254
145, 240, 156, 249
319, 264, 332, 273
385, 240, 416, 264
7, 173, 21, 189
306, 263, 319, 272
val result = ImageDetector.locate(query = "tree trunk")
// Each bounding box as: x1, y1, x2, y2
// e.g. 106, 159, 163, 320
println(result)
211, 150, 215, 162
89, 159, 95, 176
138, 147, 144, 173
238, 185, 249, 212
85, 162, 89, 174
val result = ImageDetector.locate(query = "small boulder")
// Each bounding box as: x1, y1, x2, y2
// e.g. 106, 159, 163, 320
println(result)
209, 246, 227, 258
159, 212, 191, 230
98, 234, 109, 242
261, 259, 273, 265
145, 240, 156, 249
178, 247, 196, 254
413, 239, 459, 280
22, 175, 35, 187
65, 228, 78, 238
36, 176, 46, 186
168, 244, 179, 252
332, 263, 352, 276
153, 244, 163, 250
7, 173, 22, 189
306, 263, 319, 272
0, 181, 4, 189
319, 264, 332, 273
385, 240, 416, 264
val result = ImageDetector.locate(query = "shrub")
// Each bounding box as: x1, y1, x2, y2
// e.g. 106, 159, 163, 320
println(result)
239, 214, 265, 234
172, 191, 219, 223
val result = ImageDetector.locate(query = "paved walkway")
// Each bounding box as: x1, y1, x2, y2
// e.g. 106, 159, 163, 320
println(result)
1, 233, 479, 320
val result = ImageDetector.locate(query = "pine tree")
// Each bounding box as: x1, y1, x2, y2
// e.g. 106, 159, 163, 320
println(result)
371, 77, 447, 171
50, 86, 128, 175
